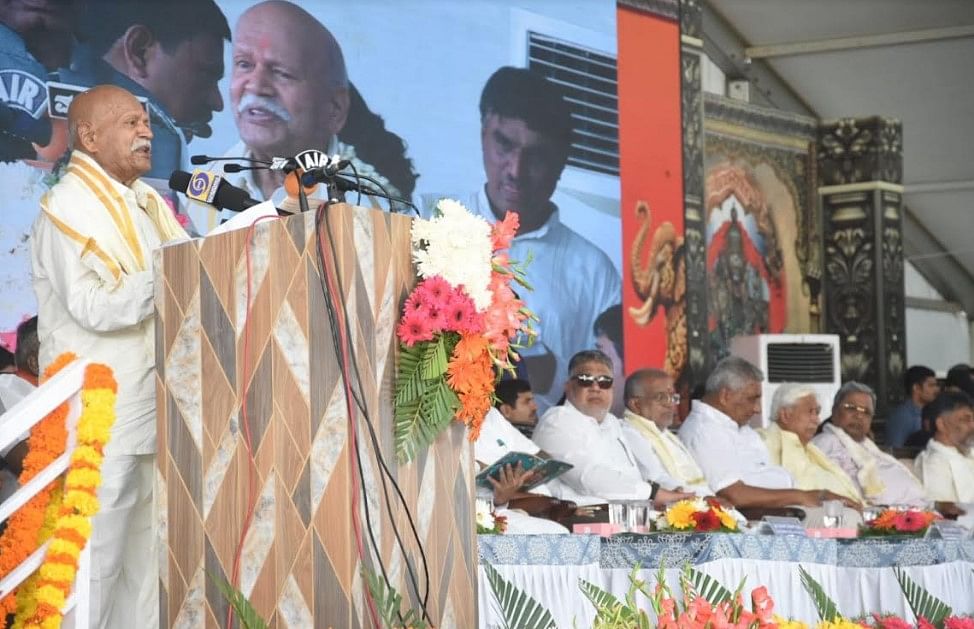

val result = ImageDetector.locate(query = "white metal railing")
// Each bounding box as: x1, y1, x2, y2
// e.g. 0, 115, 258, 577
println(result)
0, 359, 91, 629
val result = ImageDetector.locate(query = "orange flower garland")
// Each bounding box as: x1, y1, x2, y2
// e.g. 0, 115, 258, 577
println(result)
16, 363, 117, 629
0, 353, 76, 619
446, 334, 494, 440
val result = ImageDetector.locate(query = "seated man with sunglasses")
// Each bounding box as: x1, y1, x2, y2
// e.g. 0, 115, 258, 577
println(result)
811, 382, 928, 507
679, 357, 856, 520
620, 368, 715, 497
532, 350, 692, 506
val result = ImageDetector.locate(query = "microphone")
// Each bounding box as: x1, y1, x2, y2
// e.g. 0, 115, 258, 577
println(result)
223, 163, 266, 173
168, 169, 260, 213
189, 154, 271, 166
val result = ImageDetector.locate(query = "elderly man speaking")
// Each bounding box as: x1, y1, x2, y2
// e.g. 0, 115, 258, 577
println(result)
31, 84, 187, 628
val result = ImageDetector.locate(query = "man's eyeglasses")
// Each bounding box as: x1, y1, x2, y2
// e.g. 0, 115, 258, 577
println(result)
572, 374, 614, 390
643, 392, 681, 405
840, 402, 873, 417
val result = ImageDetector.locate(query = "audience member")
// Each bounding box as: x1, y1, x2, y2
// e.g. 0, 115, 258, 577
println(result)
593, 305, 625, 417
904, 402, 938, 449
0, 346, 13, 374
759, 384, 862, 502
474, 399, 569, 534
914, 391, 974, 504
811, 382, 928, 507
494, 378, 539, 439
945, 364, 974, 397
678, 357, 856, 515
620, 368, 713, 496
0, 316, 40, 501
886, 365, 939, 447
532, 350, 690, 506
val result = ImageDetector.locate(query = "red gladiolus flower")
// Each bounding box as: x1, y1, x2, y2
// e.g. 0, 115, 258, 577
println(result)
872, 613, 913, 629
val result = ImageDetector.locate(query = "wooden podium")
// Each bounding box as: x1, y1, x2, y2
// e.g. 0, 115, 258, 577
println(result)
153, 205, 476, 627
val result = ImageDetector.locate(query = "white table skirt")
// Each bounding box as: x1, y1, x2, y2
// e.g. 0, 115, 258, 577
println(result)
477, 534, 974, 628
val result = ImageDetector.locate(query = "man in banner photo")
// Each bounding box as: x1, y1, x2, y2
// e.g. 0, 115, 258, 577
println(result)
30, 84, 188, 629
468, 66, 621, 411
189, 0, 417, 233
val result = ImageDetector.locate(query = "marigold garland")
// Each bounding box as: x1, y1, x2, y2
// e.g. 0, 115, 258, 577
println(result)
15, 363, 117, 629
0, 353, 76, 619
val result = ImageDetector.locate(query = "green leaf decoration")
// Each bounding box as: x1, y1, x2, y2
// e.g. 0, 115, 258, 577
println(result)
798, 565, 840, 622
206, 572, 269, 629
394, 333, 463, 462
893, 567, 952, 627
362, 569, 428, 629
420, 335, 449, 380
483, 562, 557, 629
681, 564, 734, 605
579, 578, 632, 624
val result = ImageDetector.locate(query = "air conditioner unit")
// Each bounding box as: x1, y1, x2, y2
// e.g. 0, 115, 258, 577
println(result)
729, 334, 842, 428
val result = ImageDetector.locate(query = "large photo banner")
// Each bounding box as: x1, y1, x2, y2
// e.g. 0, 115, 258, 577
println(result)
0, 0, 622, 411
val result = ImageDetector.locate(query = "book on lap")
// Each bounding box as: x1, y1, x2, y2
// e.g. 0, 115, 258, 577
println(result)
476, 451, 573, 492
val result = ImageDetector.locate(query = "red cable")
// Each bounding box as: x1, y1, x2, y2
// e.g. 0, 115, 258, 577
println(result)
317, 206, 382, 628
226, 215, 279, 629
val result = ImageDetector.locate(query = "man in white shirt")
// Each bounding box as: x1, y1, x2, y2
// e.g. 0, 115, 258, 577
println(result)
678, 357, 855, 513
493, 378, 539, 440
464, 67, 621, 412
31, 85, 188, 628
620, 368, 713, 496
915, 391, 974, 505
475, 405, 570, 534
811, 382, 929, 508
532, 350, 690, 505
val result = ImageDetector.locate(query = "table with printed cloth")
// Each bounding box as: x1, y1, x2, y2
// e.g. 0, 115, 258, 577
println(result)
477, 533, 974, 628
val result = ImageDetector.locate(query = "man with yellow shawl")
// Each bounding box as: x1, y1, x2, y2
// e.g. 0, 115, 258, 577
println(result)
30, 84, 188, 628
620, 368, 714, 496
759, 384, 863, 503
811, 382, 928, 508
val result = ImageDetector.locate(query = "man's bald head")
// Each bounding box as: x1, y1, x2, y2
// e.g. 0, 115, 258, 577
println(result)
231, 0, 350, 159
67, 85, 153, 185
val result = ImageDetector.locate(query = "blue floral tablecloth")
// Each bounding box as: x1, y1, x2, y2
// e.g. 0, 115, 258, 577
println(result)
478, 533, 974, 569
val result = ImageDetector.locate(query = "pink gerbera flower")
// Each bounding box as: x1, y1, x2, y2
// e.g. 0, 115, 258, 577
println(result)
396, 309, 435, 346
417, 276, 454, 309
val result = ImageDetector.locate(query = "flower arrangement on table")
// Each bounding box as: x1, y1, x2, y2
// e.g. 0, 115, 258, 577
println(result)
859, 508, 940, 537
475, 501, 508, 535
393, 199, 535, 463
654, 498, 740, 533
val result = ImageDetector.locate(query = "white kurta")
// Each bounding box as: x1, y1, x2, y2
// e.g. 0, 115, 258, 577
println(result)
678, 400, 794, 492
811, 426, 928, 508
533, 402, 655, 503
31, 150, 187, 629
915, 439, 974, 503
620, 409, 714, 495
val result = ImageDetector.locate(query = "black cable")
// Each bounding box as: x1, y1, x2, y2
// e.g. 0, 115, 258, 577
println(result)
310, 196, 402, 625
316, 200, 432, 620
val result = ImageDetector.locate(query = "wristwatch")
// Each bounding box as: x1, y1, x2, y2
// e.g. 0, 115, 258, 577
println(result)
649, 481, 660, 501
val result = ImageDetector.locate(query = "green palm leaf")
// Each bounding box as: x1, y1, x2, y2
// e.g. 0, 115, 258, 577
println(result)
363, 569, 428, 629
681, 564, 734, 605
579, 578, 631, 623
893, 567, 952, 627
207, 572, 268, 629
483, 562, 557, 629
798, 565, 840, 622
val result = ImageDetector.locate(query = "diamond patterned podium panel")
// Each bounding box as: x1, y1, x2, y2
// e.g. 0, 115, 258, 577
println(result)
154, 205, 476, 628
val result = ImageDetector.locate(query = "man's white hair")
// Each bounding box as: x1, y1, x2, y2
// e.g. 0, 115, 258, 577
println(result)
770, 383, 818, 423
